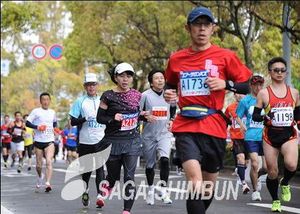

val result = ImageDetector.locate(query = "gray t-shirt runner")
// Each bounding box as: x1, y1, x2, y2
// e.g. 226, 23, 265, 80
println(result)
140, 88, 172, 141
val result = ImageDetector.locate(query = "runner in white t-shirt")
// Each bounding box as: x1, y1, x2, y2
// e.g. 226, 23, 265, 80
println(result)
26, 92, 57, 193
69, 73, 106, 208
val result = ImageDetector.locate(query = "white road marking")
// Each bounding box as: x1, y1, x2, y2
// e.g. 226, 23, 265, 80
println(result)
1, 205, 14, 214
248, 203, 300, 213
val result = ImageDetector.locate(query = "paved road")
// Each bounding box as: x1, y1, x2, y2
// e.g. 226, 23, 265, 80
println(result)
1, 160, 300, 214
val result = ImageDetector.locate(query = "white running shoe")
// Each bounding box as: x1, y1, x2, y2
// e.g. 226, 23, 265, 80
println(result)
251, 191, 262, 201
257, 178, 262, 192
36, 173, 44, 189
146, 189, 155, 205
242, 182, 250, 194
161, 192, 173, 204
232, 168, 238, 176
96, 194, 105, 208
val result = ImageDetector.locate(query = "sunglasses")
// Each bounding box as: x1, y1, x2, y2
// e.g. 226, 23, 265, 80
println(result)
85, 82, 98, 86
270, 68, 287, 73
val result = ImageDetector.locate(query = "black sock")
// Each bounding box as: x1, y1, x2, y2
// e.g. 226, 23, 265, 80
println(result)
203, 191, 214, 210
266, 177, 279, 200
237, 164, 246, 181
146, 168, 155, 186
186, 193, 205, 214
82, 171, 92, 191
281, 168, 296, 186
123, 181, 136, 212
95, 167, 105, 194
19, 157, 23, 165
159, 157, 170, 185
258, 168, 267, 178
3, 155, 8, 162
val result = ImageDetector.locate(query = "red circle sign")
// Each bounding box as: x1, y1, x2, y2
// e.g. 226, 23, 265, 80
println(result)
32, 44, 47, 60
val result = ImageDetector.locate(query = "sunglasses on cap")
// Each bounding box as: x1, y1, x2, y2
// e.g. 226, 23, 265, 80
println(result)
269, 68, 287, 73
250, 76, 264, 84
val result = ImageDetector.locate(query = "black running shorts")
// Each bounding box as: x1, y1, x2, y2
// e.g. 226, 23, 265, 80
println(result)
232, 139, 249, 159
174, 133, 226, 173
263, 126, 298, 148
34, 141, 53, 150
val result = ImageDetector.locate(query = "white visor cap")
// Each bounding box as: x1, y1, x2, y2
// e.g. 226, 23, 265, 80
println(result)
84, 73, 98, 83
114, 62, 135, 74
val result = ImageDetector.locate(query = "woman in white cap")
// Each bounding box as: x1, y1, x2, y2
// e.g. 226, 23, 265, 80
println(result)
97, 62, 143, 214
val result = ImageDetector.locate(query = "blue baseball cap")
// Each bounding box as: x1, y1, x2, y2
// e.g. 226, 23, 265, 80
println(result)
187, 7, 215, 24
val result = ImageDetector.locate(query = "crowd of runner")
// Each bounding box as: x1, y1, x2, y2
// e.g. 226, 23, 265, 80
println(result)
1, 6, 299, 214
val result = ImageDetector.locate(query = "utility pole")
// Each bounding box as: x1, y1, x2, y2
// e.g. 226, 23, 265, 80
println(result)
282, 2, 292, 86
84, 60, 89, 74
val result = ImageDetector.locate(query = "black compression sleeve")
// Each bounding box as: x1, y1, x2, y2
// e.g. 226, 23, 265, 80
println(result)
139, 114, 147, 122
70, 116, 86, 126
225, 80, 250, 94
294, 106, 300, 129
96, 107, 114, 125
170, 105, 177, 120
26, 121, 38, 129
294, 106, 300, 121
252, 107, 264, 122
164, 83, 177, 90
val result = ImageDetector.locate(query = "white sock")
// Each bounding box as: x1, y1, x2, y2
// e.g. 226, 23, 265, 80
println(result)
160, 186, 167, 195
149, 185, 154, 192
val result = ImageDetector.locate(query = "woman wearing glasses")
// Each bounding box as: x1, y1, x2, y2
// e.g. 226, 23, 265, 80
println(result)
252, 57, 300, 212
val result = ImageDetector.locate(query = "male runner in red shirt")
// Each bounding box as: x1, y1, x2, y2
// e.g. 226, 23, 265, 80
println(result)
164, 7, 252, 213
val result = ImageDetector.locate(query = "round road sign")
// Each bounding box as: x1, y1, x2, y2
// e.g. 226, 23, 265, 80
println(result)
32, 44, 47, 60
49, 44, 63, 60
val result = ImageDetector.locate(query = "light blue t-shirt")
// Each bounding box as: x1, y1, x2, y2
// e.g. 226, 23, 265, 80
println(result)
236, 94, 264, 141
69, 95, 105, 145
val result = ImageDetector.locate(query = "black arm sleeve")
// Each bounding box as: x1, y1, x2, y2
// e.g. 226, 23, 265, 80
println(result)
138, 115, 147, 122
97, 107, 114, 125
164, 83, 177, 90
70, 116, 86, 126
225, 80, 250, 94
53, 121, 57, 128
294, 106, 300, 121
252, 107, 264, 122
294, 106, 300, 129
26, 121, 38, 129
170, 105, 177, 120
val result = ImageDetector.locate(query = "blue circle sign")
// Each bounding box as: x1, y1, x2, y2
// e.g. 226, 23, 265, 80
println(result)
49, 44, 63, 60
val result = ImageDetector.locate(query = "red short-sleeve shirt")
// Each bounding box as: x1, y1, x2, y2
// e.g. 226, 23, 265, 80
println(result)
165, 45, 252, 138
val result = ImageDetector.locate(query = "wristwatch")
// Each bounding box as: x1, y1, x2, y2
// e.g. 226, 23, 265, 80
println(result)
228, 80, 234, 88
225, 80, 234, 90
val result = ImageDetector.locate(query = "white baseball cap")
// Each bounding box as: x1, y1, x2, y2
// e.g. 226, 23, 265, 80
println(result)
84, 73, 98, 83
114, 62, 134, 74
